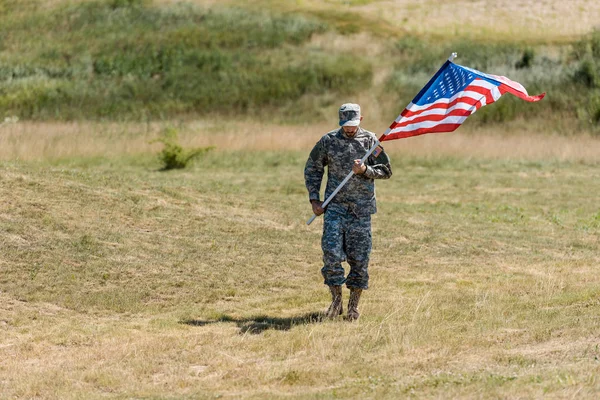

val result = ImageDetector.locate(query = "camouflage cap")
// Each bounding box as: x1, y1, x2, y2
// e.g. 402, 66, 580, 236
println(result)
339, 103, 361, 127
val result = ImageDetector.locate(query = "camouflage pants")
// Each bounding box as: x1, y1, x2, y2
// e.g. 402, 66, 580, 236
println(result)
321, 208, 372, 289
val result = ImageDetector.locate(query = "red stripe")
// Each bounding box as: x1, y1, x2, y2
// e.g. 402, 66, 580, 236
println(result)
466, 85, 493, 97
394, 97, 481, 125
391, 108, 474, 129
498, 83, 545, 102
485, 90, 495, 105
385, 99, 486, 139
381, 123, 462, 141
384, 97, 494, 140
396, 83, 492, 120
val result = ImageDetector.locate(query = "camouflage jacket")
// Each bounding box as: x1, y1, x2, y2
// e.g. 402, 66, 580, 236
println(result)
304, 127, 392, 217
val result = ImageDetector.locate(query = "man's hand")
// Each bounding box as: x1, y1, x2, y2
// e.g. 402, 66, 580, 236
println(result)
311, 200, 325, 216
352, 159, 367, 175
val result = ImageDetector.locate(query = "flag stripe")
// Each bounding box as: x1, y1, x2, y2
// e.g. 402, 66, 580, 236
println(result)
498, 82, 545, 102
397, 96, 480, 121
389, 109, 483, 136
384, 123, 463, 140
390, 108, 475, 131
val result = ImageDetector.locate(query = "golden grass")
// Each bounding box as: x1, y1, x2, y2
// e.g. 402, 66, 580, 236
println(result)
3, 120, 600, 162
3, 123, 600, 397
252, 0, 600, 43
47, 0, 597, 44
365, 0, 600, 42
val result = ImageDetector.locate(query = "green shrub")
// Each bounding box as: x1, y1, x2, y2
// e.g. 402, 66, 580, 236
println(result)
583, 92, 600, 127
571, 29, 600, 89
153, 127, 214, 171
573, 58, 599, 88
572, 29, 600, 61
515, 49, 535, 69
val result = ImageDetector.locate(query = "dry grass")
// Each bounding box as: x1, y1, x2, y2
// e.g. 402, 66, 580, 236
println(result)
3, 120, 600, 162
2, 121, 600, 398
360, 0, 600, 42
49, 0, 600, 43
243, 0, 600, 42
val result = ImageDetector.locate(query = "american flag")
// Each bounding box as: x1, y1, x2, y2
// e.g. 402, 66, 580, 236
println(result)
380, 57, 545, 142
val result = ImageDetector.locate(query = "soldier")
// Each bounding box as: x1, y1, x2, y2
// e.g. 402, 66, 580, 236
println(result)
304, 103, 392, 321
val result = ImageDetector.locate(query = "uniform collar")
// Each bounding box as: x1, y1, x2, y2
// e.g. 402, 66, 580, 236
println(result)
339, 126, 363, 139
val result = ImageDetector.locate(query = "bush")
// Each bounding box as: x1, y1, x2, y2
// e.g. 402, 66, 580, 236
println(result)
153, 127, 214, 170
515, 49, 535, 69
573, 58, 599, 88
584, 92, 600, 127
571, 29, 600, 88
572, 29, 600, 61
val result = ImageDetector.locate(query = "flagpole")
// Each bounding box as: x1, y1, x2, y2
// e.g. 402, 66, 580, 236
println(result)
306, 140, 381, 225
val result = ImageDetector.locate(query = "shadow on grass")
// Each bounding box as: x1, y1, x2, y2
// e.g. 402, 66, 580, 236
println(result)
181, 312, 323, 335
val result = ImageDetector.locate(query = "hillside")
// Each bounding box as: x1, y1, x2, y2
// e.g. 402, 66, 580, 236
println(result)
0, 0, 599, 131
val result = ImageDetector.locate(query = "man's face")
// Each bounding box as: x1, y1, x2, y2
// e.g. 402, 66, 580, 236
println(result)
342, 125, 359, 137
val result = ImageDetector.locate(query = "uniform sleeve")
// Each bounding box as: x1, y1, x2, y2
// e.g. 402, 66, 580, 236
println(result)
304, 138, 328, 202
364, 144, 392, 180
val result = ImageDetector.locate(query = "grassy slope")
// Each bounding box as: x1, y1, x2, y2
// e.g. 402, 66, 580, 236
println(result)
2, 147, 600, 397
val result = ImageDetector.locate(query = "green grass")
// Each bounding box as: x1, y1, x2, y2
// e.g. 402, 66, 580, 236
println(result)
1, 0, 600, 131
2, 146, 600, 397
0, 0, 372, 120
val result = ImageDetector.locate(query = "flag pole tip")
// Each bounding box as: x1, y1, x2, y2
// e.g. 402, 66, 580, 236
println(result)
448, 52, 457, 62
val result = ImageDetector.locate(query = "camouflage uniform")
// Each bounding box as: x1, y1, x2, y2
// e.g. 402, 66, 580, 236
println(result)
304, 126, 392, 290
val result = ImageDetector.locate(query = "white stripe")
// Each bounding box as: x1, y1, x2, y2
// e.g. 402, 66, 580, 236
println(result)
401, 92, 484, 122
460, 66, 525, 90
490, 85, 502, 101
470, 79, 499, 90
398, 101, 476, 125
489, 74, 528, 94
400, 88, 490, 121
460, 65, 529, 95
389, 115, 469, 134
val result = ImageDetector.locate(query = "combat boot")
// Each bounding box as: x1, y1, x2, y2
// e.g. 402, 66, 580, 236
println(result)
325, 285, 343, 318
347, 288, 362, 321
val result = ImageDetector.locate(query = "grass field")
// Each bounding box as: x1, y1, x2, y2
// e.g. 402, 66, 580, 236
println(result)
2, 0, 600, 398
2, 122, 600, 398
